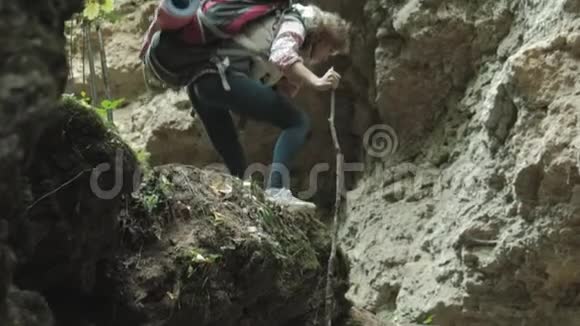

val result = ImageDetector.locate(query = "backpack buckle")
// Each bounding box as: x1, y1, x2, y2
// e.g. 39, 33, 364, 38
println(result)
211, 56, 232, 91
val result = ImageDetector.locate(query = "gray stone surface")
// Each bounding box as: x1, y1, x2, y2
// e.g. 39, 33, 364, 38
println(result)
338, 0, 580, 325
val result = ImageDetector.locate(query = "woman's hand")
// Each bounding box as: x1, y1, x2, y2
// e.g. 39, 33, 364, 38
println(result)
312, 67, 341, 91
285, 62, 341, 93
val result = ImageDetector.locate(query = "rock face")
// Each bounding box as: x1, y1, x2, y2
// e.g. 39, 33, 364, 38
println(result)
0, 0, 83, 324
16, 99, 139, 325
1, 94, 139, 326
66, 0, 157, 100
338, 0, 580, 325
118, 90, 221, 168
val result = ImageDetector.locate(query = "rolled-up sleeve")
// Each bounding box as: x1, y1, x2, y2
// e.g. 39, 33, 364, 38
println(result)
268, 17, 306, 72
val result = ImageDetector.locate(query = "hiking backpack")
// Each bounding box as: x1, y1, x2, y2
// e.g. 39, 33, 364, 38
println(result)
141, 0, 295, 91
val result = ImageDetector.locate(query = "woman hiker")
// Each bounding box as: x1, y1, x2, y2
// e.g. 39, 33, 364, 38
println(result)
187, 3, 351, 209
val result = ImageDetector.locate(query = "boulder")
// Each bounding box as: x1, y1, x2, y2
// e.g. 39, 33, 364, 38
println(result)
115, 164, 352, 326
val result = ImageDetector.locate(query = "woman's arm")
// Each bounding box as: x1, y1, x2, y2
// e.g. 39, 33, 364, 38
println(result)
283, 61, 319, 87
269, 17, 340, 91
284, 61, 340, 91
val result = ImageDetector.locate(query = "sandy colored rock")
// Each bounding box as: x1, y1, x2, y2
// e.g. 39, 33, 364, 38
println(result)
338, 0, 580, 325
119, 90, 221, 167
66, 0, 157, 100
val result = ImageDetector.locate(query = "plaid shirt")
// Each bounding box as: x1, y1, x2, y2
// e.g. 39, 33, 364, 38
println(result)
267, 15, 312, 95
269, 15, 308, 72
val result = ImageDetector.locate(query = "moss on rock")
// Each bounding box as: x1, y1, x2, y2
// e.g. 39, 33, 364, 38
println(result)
9, 95, 139, 325
117, 165, 351, 326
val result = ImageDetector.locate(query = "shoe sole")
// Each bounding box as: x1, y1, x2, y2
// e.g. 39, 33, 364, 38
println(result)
266, 198, 316, 210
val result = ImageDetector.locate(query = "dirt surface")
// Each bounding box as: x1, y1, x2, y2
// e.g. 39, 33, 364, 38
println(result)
113, 164, 351, 326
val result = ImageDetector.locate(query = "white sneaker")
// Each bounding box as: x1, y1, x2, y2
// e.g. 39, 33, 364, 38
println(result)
264, 188, 316, 211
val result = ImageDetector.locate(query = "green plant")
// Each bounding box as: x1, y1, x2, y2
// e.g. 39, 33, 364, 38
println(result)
135, 149, 152, 171
83, 0, 116, 21
182, 247, 222, 278
96, 97, 125, 120
159, 174, 172, 195
62, 93, 92, 111
78, 90, 91, 105
65, 1, 121, 126
136, 173, 174, 214
256, 205, 275, 225
64, 91, 124, 125
142, 192, 161, 214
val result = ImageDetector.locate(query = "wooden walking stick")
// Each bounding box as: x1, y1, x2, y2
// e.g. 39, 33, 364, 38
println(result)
324, 71, 344, 326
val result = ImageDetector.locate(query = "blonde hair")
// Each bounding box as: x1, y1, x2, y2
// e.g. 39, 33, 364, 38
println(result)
294, 4, 352, 55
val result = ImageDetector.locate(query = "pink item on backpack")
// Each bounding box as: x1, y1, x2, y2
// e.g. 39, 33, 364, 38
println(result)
139, 0, 201, 59
140, 0, 289, 60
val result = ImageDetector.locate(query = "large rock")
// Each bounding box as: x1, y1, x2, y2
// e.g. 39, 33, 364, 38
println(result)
373, 0, 513, 156
1, 97, 140, 326
115, 164, 352, 326
119, 90, 220, 168
339, 0, 580, 325
13, 98, 139, 325
0, 0, 138, 324
0, 287, 54, 326
0, 0, 84, 324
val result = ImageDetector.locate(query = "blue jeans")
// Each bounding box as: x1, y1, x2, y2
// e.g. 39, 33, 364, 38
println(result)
187, 72, 311, 189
